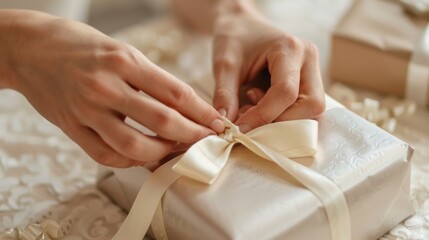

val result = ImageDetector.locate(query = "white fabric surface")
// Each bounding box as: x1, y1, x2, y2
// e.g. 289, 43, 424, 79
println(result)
1, 0, 429, 239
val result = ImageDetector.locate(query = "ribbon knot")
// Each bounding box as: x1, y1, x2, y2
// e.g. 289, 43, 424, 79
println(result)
220, 117, 241, 142
112, 118, 351, 240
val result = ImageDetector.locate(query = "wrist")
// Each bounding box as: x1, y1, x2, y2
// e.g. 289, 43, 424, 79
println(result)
0, 10, 18, 89
0, 10, 57, 91
215, 0, 257, 17
213, 0, 268, 34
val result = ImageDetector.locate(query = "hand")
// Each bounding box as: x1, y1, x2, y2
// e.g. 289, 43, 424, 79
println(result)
3, 10, 224, 167
212, 13, 325, 133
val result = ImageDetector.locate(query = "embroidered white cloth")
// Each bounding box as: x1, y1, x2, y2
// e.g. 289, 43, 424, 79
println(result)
1, 0, 429, 239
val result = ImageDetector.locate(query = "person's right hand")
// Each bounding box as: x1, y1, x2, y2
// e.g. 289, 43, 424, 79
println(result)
211, 12, 325, 133
1, 10, 224, 168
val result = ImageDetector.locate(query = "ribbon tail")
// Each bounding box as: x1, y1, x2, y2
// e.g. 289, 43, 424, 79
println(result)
236, 135, 351, 240
112, 157, 182, 240
151, 202, 168, 240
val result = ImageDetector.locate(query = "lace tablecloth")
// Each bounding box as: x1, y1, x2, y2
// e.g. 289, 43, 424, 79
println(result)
1, 0, 429, 239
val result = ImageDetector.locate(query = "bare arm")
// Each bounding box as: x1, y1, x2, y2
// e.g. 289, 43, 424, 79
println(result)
170, 0, 263, 33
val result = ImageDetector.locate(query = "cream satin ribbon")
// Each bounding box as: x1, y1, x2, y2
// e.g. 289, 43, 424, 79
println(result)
112, 118, 351, 240
405, 23, 429, 105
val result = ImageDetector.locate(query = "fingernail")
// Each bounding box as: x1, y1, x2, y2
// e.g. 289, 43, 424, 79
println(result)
210, 118, 225, 133
218, 108, 227, 117
247, 90, 258, 104
238, 124, 252, 133
133, 161, 145, 167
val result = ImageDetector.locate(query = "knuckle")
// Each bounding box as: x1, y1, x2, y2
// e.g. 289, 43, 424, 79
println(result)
110, 51, 130, 68
170, 83, 195, 108
121, 135, 141, 157
286, 36, 303, 52
214, 57, 236, 70
214, 88, 233, 100
271, 34, 303, 53
213, 55, 238, 73
153, 110, 175, 133
100, 44, 136, 70
276, 82, 299, 102
198, 110, 213, 126
307, 96, 326, 117
305, 42, 319, 59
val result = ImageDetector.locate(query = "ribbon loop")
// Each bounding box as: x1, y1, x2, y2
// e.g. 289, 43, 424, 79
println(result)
112, 117, 351, 240
172, 135, 234, 184
173, 117, 319, 185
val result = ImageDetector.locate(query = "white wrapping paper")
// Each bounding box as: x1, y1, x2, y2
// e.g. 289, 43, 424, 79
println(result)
98, 97, 414, 240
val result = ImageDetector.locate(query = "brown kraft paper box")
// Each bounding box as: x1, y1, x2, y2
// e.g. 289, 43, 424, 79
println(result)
330, 0, 429, 105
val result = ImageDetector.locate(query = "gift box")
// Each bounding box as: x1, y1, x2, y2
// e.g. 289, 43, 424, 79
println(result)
330, 0, 429, 106
98, 95, 414, 240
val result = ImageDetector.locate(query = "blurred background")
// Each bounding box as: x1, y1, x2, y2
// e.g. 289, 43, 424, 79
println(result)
0, 0, 167, 34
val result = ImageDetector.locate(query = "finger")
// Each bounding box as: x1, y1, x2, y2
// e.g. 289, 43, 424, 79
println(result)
212, 37, 242, 121
124, 54, 224, 133
239, 104, 253, 114
91, 112, 175, 163
112, 84, 215, 144
67, 124, 141, 168
144, 143, 190, 171
275, 43, 325, 121
236, 51, 303, 133
238, 104, 253, 118
246, 88, 265, 105
80, 76, 216, 143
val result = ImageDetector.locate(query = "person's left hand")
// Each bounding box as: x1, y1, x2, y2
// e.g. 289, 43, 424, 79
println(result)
212, 13, 325, 133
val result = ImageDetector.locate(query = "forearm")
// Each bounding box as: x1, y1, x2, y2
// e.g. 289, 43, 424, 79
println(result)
169, 0, 266, 33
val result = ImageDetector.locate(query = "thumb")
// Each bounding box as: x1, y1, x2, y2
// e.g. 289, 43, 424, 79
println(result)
212, 47, 241, 121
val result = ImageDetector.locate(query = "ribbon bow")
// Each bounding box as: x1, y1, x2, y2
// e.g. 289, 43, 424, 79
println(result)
113, 118, 351, 240
172, 118, 318, 184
